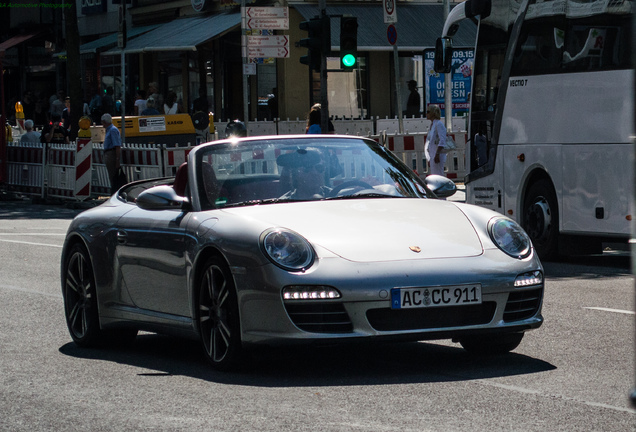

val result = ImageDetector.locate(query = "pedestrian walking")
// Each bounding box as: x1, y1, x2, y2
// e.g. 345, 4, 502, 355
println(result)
425, 104, 447, 176
101, 113, 123, 194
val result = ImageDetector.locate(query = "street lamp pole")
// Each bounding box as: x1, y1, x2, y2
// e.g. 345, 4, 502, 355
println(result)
444, 0, 453, 132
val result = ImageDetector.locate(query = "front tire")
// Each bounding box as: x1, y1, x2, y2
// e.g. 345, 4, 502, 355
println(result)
523, 179, 559, 260
459, 333, 524, 355
197, 256, 242, 370
62, 243, 102, 347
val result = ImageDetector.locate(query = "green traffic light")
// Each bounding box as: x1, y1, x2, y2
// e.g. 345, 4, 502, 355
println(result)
342, 54, 356, 68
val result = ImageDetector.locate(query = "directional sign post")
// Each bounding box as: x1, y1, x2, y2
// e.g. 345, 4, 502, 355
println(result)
247, 35, 289, 58
244, 6, 289, 30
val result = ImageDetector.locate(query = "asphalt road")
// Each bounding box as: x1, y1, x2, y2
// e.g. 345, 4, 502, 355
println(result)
0, 197, 634, 431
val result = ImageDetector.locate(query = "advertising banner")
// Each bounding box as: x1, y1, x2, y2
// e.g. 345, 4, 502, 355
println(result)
424, 49, 474, 117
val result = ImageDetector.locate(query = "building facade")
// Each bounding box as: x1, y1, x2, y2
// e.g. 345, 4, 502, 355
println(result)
1, 0, 475, 128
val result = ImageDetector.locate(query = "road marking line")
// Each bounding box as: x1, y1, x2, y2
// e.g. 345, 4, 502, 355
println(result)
584, 307, 635, 315
477, 380, 636, 414
0, 239, 62, 248
0, 233, 66, 236
0, 284, 62, 299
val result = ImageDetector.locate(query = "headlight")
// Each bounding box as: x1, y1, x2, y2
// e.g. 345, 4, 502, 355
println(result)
489, 217, 532, 259
262, 229, 315, 271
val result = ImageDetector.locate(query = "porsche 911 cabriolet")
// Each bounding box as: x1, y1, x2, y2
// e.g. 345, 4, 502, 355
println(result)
61, 135, 543, 370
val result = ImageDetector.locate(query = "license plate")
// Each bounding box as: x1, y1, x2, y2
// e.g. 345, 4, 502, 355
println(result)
391, 284, 482, 309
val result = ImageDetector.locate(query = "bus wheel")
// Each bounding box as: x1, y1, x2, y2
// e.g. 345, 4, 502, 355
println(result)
523, 179, 559, 260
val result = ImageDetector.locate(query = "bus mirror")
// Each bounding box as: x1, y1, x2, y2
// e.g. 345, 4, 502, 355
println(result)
434, 37, 453, 74
465, 0, 492, 20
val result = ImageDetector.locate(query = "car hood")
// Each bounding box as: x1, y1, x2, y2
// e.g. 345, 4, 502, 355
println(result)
220, 199, 483, 262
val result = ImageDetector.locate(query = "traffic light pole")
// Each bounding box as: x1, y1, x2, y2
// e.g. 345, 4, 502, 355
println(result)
319, 2, 329, 134
444, 0, 453, 132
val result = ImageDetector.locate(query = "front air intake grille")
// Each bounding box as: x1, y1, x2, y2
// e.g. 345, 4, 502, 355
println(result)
284, 302, 353, 333
503, 288, 543, 322
366, 302, 497, 332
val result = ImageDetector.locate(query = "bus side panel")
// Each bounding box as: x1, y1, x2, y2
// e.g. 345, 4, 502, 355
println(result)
497, 71, 633, 238
562, 144, 633, 236
466, 153, 506, 215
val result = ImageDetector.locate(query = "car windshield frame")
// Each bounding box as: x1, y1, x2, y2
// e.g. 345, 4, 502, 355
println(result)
191, 136, 432, 211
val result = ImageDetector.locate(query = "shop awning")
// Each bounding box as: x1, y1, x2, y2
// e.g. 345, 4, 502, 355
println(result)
79, 25, 159, 54
105, 12, 241, 54
293, 3, 476, 51
54, 25, 159, 58
0, 32, 42, 55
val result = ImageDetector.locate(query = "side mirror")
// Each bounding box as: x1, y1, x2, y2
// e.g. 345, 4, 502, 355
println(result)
434, 37, 453, 74
424, 174, 457, 198
137, 185, 189, 211
465, 0, 492, 20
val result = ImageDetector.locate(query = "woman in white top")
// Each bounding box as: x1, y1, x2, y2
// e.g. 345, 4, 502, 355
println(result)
425, 104, 447, 176
164, 91, 179, 114
133, 90, 147, 116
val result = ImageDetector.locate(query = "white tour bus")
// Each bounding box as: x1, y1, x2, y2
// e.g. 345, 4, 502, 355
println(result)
436, 0, 634, 259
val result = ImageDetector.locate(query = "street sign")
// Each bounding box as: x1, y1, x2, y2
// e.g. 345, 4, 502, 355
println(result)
248, 46, 289, 58
384, 0, 397, 24
243, 64, 256, 75
387, 24, 397, 45
246, 18, 289, 30
243, 6, 289, 30
244, 6, 288, 19
247, 35, 289, 58
247, 35, 288, 48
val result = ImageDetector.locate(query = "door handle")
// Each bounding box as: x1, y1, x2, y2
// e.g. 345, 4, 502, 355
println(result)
116, 230, 128, 244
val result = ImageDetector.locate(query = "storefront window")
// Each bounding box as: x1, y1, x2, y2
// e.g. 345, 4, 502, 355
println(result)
325, 56, 367, 119
257, 63, 277, 120
158, 52, 185, 111
398, 54, 424, 118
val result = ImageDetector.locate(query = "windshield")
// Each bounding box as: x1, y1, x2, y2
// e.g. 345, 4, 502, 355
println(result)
194, 136, 429, 210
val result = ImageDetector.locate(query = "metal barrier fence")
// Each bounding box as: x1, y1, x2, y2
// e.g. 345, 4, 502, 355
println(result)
7, 142, 45, 198
91, 143, 164, 197
6, 131, 467, 202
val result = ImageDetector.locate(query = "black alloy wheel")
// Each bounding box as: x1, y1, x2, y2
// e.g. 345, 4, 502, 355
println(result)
197, 256, 242, 370
63, 243, 102, 347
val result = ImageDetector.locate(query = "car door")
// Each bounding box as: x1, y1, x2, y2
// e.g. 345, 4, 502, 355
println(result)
115, 207, 192, 317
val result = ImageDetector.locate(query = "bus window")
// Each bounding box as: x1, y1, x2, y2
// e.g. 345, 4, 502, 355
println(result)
511, 20, 565, 75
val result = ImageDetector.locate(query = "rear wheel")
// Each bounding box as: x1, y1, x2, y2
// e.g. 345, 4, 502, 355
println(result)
197, 256, 242, 370
523, 179, 559, 260
459, 333, 524, 355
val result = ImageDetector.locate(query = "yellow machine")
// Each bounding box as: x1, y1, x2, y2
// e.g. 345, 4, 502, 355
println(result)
108, 113, 215, 147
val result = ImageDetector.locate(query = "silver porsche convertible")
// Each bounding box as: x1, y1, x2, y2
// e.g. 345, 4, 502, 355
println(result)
61, 135, 543, 370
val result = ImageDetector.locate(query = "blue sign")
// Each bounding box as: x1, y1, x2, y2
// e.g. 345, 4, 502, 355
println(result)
424, 49, 474, 117
387, 24, 397, 46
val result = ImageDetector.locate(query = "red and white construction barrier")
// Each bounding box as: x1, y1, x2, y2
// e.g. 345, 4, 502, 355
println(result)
75, 138, 92, 200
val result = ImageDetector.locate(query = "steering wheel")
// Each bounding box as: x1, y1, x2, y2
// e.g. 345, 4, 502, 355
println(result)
328, 180, 374, 197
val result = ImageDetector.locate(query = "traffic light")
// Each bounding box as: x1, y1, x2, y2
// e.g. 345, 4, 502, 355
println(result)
340, 16, 358, 71
299, 16, 330, 72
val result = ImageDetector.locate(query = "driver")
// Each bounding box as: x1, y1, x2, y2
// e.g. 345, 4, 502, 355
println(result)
277, 148, 331, 200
